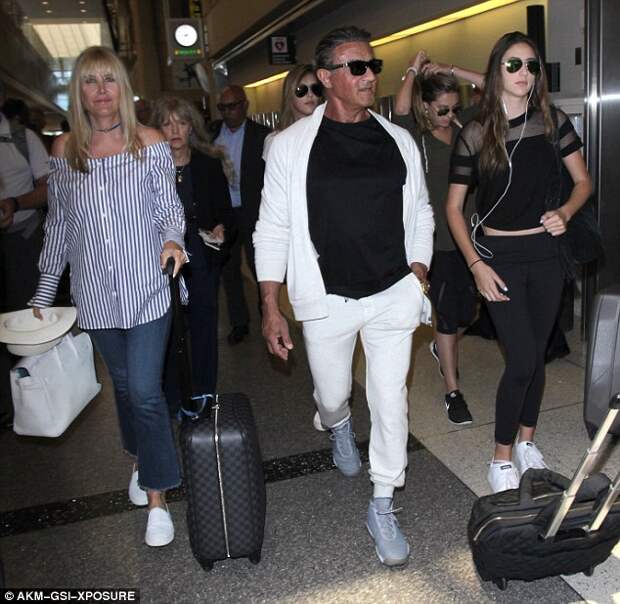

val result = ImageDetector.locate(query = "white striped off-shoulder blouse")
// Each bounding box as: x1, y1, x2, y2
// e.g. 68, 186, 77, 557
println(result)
31, 141, 186, 330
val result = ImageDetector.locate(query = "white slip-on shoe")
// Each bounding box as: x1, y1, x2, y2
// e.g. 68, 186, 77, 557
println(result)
487, 460, 520, 493
145, 506, 175, 547
514, 441, 549, 475
128, 466, 148, 507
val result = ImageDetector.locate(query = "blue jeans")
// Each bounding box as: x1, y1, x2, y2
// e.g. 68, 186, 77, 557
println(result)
89, 310, 181, 491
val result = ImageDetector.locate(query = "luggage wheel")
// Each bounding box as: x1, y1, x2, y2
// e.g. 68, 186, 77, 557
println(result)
493, 578, 508, 591
249, 551, 261, 565
583, 566, 595, 577
200, 560, 214, 571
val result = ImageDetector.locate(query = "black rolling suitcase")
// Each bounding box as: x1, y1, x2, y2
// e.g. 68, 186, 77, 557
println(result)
166, 259, 266, 570
584, 286, 620, 438
468, 395, 620, 590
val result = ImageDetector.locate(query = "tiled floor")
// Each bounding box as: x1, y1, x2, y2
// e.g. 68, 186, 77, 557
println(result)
1, 283, 618, 602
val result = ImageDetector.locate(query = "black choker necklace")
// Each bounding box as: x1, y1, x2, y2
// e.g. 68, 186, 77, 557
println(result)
93, 122, 121, 133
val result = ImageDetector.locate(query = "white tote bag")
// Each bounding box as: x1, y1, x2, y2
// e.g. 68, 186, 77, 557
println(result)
10, 332, 102, 437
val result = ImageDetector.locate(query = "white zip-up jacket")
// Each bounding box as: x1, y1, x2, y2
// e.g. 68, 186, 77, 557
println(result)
253, 102, 434, 322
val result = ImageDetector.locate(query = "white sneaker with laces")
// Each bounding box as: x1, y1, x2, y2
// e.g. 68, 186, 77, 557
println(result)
487, 460, 520, 493
514, 441, 548, 475
128, 466, 148, 507
145, 506, 175, 547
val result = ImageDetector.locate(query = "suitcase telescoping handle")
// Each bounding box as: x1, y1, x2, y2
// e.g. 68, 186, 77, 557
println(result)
544, 393, 620, 539
164, 257, 210, 419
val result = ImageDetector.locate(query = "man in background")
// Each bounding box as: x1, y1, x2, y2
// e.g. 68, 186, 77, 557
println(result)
0, 81, 49, 428
210, 85, 270, 345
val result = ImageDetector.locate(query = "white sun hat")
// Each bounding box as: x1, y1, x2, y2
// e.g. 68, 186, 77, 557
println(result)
0, 307, 77, 356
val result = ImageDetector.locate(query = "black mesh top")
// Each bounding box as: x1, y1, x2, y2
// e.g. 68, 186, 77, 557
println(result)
449, 107, 582, 230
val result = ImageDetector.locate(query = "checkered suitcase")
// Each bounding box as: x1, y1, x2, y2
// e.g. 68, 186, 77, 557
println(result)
166, 260, 266, 570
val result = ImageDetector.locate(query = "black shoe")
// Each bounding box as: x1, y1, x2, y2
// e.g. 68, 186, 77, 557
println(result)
444, 390, 473, 425
429, 340, 460, 380
227, 325, 249, 345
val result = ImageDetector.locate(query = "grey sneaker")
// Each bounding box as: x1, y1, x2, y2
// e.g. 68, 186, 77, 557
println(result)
366, 498, 410, 566
329, 418, 361, 477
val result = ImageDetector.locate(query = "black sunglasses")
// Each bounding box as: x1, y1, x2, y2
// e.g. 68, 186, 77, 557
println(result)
433, 104, 461, 117
294, 83, 323, 98
324, 59, 383, 76
503, 57, 541, 75
216, 100, 244, 112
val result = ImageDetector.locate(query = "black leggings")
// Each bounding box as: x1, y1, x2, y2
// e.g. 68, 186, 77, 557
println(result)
481, 233, 564, 446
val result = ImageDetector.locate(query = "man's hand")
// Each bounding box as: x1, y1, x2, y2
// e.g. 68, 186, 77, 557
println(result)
410, 261, 429, 293
262, 306, 293, 361
0, 198, 16, 229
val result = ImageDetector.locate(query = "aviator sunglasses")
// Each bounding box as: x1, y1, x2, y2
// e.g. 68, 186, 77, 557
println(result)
294, 83, 323, 98
325, 58, 383, 76
433, 104, 461, 117
503, 57, 541, 75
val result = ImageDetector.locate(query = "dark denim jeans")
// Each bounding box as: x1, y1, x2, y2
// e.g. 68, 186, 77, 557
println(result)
89, 310, 181, 491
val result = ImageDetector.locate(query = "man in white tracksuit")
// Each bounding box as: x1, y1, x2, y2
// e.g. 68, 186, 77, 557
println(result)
253, 26, 434, 567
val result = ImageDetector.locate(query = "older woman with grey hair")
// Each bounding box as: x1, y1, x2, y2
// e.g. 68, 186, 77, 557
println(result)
151, 96, 234, 410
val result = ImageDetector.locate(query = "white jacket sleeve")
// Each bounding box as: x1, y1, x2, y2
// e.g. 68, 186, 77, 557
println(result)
404, 135, 434, 269
253, 133, 290, 283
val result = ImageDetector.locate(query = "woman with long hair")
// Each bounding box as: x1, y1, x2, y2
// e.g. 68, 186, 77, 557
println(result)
262, 64, 322, 159
393, 51, 483, 426
446, 32, 592, 492
151, 96, 233, 408
30, 46, 187, 545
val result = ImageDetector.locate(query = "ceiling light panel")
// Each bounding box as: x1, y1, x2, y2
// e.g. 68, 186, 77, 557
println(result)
33, 22, 102, 58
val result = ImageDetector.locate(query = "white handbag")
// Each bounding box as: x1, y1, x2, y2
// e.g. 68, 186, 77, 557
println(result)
10, 332, 102, 437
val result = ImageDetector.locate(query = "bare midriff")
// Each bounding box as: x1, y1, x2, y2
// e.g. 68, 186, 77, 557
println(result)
483, 225, 546, 236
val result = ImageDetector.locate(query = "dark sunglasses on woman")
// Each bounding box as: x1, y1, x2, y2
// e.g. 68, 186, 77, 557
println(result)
294, 83, 323, 98
434, 104, 461, 117
325, 59, 383, 76
503, 57, 541, 75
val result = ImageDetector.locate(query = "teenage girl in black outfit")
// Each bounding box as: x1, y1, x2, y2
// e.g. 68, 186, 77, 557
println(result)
446, 32, 592, 493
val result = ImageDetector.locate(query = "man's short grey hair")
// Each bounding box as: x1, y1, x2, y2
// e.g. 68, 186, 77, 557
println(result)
314, 26, 372, 69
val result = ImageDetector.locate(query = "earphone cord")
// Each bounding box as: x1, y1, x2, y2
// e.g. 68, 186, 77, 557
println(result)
470, 86, 535, 259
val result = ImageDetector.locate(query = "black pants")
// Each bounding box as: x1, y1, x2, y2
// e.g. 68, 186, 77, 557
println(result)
0, 220, 44, 422
481, 233, 564, 445
164, 227, 221, 412
221, 208, 257, 329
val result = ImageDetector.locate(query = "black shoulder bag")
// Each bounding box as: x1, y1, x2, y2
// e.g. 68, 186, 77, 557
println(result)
549, 107, 604, 267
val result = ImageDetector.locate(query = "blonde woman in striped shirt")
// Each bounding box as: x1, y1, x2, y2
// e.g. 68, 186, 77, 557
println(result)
31, 46, 186, 547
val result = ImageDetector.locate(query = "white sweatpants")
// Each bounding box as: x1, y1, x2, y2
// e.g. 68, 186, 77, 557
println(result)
302, 273, 424, 498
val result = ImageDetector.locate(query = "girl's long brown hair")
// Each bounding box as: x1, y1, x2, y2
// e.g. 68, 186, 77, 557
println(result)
66, 46, 141, 173
478, 31, 554, 174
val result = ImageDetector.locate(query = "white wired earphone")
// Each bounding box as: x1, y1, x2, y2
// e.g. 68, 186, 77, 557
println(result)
469, 85, 535, 258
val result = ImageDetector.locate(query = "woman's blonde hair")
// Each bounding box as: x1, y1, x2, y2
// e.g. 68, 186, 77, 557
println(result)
150, 96, 235, 183
278, 64, 319, 131
66, 46, 141, 172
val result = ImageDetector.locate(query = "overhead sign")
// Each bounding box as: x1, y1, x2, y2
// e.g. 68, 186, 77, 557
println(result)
268, 35, 296, 65
167, 18, 204, 62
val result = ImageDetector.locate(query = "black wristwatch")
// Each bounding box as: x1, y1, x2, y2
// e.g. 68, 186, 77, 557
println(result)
9, 197, 19, 212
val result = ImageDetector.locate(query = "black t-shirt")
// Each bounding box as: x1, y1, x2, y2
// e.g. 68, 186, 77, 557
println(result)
307, 115, 409, 299
449, 107, 582, 230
